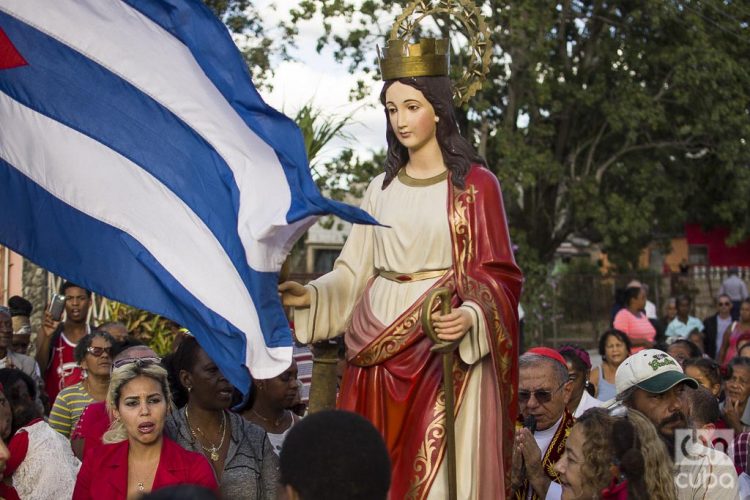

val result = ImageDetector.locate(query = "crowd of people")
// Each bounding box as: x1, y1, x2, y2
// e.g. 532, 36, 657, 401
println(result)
514, 275, 750, 499
2, 273, 749, 499
0, 282, 390, 500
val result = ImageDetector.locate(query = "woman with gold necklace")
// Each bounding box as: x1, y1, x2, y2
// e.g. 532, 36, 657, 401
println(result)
165, 336, 279, 500
241, 360, 301, 455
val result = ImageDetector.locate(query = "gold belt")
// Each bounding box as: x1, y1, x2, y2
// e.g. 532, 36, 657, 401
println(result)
378, 268, 449, 283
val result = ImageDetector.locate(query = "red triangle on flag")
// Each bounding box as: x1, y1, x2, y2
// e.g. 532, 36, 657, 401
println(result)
0, 27, 27, 70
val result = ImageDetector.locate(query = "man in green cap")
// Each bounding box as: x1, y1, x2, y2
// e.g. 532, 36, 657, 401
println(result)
613, 349, 737, 499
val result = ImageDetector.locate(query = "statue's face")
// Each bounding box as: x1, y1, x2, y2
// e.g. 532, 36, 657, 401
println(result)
384, 81, 438, 151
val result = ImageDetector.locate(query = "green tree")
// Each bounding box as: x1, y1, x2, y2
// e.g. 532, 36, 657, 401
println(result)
279, 0, 750, 275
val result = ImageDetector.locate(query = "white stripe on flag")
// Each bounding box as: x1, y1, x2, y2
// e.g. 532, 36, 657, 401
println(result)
0, 90, 290, 378
0, 0, 294, 272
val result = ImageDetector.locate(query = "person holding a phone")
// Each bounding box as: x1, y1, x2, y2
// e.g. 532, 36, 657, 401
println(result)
36, 281, 93, 404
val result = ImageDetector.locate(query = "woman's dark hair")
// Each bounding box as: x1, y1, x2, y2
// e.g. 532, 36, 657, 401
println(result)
172, 335, 202, 374
669, 339, 703, 359
559, 345, 590, 374
0, 368, 39, 431
167, 336, 204, 407
379, 76, 485, 190
611, 416, 648, 499
0, 368, 36, 401
623, 286, 641, 308
598, 329, 633, 357
74, 331, 115, 364
559, 345, 595, 396
683, 357, 721, 386
111, 337, 146, 359
234, 382, 258, 414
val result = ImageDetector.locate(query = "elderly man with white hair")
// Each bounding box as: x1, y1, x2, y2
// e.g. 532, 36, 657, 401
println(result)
511, 347, 573, 499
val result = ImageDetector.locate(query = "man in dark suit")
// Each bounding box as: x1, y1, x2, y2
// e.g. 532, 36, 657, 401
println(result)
703, 294, 734, 359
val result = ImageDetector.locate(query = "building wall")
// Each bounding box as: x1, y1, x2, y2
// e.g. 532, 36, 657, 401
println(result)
0, 247, 24, 304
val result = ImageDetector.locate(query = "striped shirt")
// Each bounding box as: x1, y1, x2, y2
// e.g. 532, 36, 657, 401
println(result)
48, 381, 94, 438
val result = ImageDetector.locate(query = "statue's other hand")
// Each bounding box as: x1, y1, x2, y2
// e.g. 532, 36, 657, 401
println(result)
279, 281, 311, 308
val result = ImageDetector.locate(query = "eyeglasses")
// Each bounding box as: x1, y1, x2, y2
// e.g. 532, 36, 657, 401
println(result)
519, 381, 566, 404
86, 346, 112, 357
719, 302, 732, 307
112, 356, 162, 370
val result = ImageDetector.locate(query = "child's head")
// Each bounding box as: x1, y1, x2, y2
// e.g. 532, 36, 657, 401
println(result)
682, 357, 722, 397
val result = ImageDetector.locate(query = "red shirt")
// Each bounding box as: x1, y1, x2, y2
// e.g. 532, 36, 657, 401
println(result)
44, 333, 83, 403
5, 418, 44, 476
71, 401, 110, 457
72, 436, 218, 499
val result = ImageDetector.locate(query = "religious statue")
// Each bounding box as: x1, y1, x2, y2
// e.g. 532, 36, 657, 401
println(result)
280, 2, 523, 497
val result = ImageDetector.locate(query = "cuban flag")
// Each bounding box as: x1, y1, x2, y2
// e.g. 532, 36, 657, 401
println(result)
0, 0, 376, 392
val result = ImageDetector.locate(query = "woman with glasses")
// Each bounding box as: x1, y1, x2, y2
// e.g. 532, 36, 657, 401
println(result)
165, 336, 278, 500
49, 331, 114, 438
719, 298, 750, 366
73, 358, 217, 499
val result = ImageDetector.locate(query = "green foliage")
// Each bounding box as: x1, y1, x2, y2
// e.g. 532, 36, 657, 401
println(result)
294, 103, 355, 174
202, 0, 291, 88
105, 301, 174, 357
275, 0, 750, 276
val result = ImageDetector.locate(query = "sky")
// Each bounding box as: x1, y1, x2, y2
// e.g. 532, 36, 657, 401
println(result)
244, 0, 390, 164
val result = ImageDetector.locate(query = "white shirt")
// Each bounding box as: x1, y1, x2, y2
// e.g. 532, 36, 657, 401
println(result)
645, 300, 657, 320
675, 441, 738, 500
531, 416, 564, 500
573, 390, 604, 419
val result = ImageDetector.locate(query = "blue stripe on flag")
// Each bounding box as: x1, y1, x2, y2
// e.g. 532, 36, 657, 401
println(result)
0, 12, 292, 352
123, 0, 380, 225
0, 156, 254, 390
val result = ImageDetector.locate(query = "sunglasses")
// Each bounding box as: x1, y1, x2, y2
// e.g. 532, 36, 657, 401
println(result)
112, 356, 162, 370
519, 381, 566, 404
719, 302, 732, 307
86, 346, 112, 357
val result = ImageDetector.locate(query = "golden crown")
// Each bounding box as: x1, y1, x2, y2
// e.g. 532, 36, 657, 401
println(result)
378, 0, 492, 106
378, 38, 450, 80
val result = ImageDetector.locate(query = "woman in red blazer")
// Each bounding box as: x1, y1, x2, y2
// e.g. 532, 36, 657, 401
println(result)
73, 359, 218, 499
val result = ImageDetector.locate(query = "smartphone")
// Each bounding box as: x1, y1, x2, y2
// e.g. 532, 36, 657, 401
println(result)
48, 293, 66, 321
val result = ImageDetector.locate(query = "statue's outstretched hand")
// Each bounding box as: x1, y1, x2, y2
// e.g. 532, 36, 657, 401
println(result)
279, 281, 311, 308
